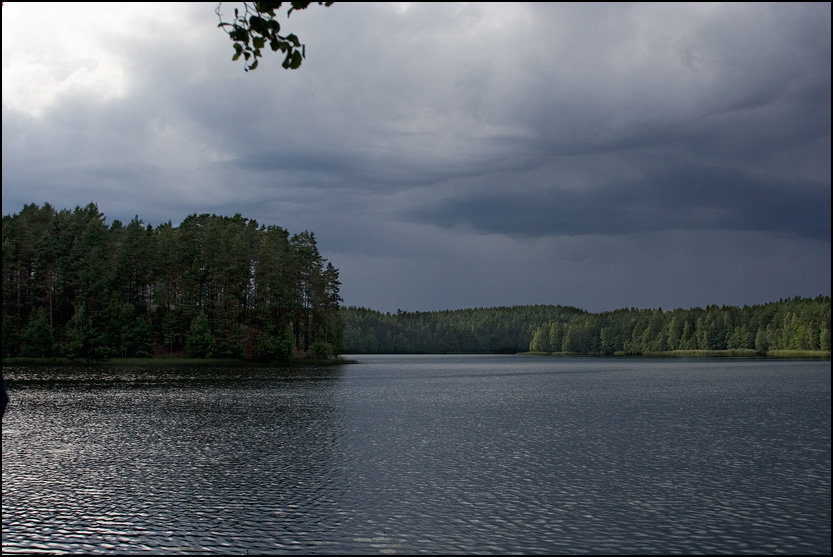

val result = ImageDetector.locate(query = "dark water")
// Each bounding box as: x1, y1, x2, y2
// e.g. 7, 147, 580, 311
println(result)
2, 355, 830, 554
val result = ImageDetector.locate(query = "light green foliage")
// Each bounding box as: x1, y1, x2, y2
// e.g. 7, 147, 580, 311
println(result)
755, 327, 770, 352
665, 316, 682, 351
727, 325, 752, 350
821, 327, 831, 351
680, 320, 696, 350
529, 327, 549, 352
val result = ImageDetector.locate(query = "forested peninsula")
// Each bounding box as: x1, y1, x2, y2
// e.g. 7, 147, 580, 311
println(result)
3, 203, 343, 361
4, 204, 830, 362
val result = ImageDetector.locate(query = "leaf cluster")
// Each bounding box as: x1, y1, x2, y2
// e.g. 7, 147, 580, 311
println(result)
216, 2, 333, 71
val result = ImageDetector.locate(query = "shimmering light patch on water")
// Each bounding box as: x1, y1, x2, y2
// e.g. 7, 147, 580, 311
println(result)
2, 358, 831, 554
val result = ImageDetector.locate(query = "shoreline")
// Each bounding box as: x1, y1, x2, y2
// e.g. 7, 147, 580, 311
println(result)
1, 356, 357, 367
523, 349, 831, 359
3, 351, 829, 367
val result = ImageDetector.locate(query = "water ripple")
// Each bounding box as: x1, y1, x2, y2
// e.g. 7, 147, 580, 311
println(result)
3, 359, 830, 554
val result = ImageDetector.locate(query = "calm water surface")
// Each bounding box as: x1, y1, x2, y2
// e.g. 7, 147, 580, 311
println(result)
2, 355, 830, 554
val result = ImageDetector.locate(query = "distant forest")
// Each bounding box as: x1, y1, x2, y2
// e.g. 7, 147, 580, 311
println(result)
3, 203, 343, 360
341, 297, 831, 356
342, 305, 585, 354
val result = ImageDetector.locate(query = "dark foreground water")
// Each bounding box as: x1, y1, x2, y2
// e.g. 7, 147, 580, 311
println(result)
2, 355, 830, 554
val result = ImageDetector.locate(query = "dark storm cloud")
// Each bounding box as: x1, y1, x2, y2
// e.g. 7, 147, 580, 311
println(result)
397, 1, 832, 244
407, 165, 830, 239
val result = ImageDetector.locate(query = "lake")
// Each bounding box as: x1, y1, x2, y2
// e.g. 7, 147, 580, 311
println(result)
2, 355, 830, 554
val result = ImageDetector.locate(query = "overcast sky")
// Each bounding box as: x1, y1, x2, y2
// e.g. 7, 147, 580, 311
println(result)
2, 2, 830, 313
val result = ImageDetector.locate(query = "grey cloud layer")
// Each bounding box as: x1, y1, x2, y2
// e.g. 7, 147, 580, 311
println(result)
2, 2, 829, 312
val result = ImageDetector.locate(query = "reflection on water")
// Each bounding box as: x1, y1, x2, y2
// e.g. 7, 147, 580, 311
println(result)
2, 357, 831, 554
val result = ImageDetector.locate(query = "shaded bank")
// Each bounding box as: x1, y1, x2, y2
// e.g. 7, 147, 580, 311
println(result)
1, 356, 356, 368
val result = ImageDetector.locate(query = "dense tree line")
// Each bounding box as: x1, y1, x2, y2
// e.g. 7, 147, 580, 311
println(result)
527, 297, 830, 355
2, 203, 342, 360
341, 298, 830, 355
341, 305, 587, 354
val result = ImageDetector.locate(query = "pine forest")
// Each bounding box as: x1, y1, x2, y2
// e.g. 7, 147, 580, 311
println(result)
3, 203, 343, 360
